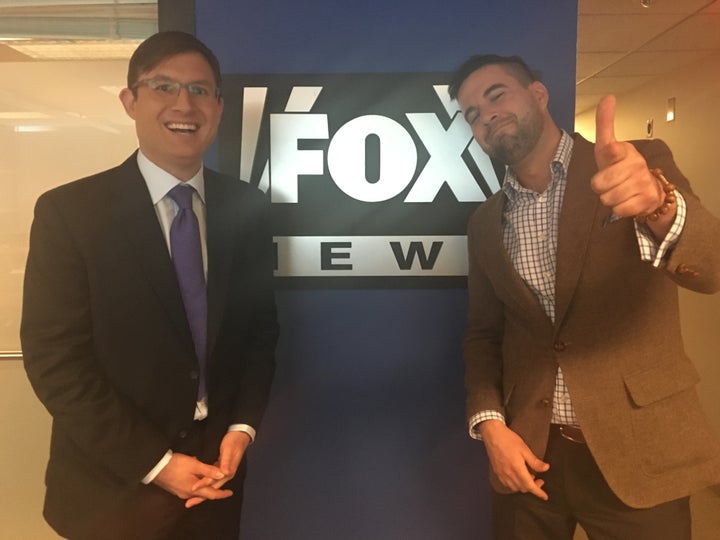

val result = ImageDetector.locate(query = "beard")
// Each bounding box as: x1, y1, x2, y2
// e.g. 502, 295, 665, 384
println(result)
482, 110, 544, 166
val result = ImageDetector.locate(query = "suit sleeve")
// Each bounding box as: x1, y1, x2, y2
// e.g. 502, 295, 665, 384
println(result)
230, 193, 279, 431
642, 139, 720, 293
21, 192, 169, 485
463, 214, 506, 423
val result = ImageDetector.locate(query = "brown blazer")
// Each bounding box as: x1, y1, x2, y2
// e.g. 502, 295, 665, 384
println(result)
464, 134, 720, 508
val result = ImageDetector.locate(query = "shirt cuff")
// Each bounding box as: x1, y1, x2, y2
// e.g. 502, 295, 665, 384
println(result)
142, 450, 173, 485
228, 423, 256, 443
468, 411, 506, 440
634, 190, 686, 267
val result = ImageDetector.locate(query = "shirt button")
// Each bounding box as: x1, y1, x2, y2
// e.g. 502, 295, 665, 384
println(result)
553, 341, 566, 352
178, 430, 189, 439
540, 399, 551, 407
189, 371, 199, 380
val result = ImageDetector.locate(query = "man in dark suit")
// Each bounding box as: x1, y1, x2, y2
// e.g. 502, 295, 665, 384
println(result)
449, 54, 720, 539
21, 31, 278, 540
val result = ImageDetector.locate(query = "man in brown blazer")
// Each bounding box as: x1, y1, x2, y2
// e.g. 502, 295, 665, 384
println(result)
21, 31, 278, 539
449, 54, 720, 539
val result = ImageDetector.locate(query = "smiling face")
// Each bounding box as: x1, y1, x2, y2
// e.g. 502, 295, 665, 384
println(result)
119, 52, 223, 181
456, 64, 548, 167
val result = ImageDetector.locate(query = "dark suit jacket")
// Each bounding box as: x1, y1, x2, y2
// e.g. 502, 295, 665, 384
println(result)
20, 153, 279, 537
464, 134, 720, 508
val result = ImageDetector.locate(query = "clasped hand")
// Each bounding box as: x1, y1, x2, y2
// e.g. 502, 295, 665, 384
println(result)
153, 431, 251, 508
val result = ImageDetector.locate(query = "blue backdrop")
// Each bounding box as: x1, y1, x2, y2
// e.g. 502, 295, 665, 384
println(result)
192, 2, 578, 538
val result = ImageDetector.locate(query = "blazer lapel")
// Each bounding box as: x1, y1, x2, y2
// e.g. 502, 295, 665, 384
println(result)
554, 135, 603, 330
204, 171, 238, 360
108, 154, 195, 352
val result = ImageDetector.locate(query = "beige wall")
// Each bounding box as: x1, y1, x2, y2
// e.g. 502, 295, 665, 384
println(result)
576, 50, 720, 433
0, 58, 136, 538
0, 361, 59, 539
0, 59, 137, 352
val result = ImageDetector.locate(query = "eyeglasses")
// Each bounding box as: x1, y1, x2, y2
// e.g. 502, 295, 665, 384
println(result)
132, 77, 221, 100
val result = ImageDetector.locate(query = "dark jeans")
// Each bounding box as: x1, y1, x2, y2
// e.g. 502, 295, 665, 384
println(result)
492, 426, 691, 540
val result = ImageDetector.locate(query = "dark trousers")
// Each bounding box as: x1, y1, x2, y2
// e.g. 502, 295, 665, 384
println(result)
492, 426, 691, 540
73, 479, 244, 540
73, 420, 245, 540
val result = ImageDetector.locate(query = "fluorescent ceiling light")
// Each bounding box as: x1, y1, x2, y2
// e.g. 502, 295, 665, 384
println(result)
0, 111, 51, 119
14, 124, 56, 132
4, 39, 141, 60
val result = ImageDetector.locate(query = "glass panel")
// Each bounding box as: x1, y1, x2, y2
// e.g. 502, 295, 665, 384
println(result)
0, 3, 157, 353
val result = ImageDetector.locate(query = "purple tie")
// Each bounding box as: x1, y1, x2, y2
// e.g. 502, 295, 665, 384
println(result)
168, 184, 207, 401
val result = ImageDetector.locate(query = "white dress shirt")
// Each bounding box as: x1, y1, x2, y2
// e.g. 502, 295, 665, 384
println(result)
136, 151, 255, 483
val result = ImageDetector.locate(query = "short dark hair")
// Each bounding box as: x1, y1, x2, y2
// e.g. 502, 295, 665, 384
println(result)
127, 31, 222, 96
448, 54, 539, 100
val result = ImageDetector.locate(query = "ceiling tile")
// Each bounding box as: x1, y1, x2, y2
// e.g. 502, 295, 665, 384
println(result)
702, 0, 720, 12
578, 14, 690, 52
574, 94, 606, 115
576, 52, 626, 80
575, 75, 653, 95
640, 13, 720, 50
578, 0, 713, 15
593, 50, 712, 77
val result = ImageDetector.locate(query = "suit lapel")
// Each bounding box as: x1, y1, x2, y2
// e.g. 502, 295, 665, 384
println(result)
108, 154, 195, 352
554, 135, 603, 330
204, 170, 238, 360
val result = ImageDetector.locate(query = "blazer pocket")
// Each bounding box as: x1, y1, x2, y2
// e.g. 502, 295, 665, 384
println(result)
623, 360, 699, 407
623, 360, 715, 477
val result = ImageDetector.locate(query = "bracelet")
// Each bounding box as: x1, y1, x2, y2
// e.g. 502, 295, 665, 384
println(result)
634, 168, 677, 223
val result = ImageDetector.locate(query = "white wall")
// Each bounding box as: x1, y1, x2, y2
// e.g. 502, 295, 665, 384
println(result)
576, 50, 720, 433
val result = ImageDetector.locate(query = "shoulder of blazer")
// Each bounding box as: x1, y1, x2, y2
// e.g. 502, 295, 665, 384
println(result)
204, 167, 271, 212
39, 151, 142, 204
467, 179, 506, 240
204, 167, 265, 195
31, 155, 149, 238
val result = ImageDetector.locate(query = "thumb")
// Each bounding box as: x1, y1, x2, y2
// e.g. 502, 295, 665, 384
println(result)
218, 449, 234, 474
195, 460, 225, 480
595, 94, 617, 147
594, 94, 624, 168
525, 451, 550, 473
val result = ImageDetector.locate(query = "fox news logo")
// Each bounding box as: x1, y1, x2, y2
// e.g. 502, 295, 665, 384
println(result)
217, 73, 503, 287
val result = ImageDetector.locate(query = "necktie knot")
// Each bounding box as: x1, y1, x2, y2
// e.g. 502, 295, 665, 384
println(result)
168, 184, 195, 210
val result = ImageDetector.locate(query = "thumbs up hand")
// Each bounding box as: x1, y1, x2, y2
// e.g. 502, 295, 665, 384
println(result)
590, 95, 669, 224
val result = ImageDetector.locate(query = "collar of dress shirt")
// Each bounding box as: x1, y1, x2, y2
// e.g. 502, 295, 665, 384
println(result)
136, 150, 206, 205
501, 130, 574, 203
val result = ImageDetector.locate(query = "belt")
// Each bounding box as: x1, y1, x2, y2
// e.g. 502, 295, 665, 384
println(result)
551, 423, 586, 444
